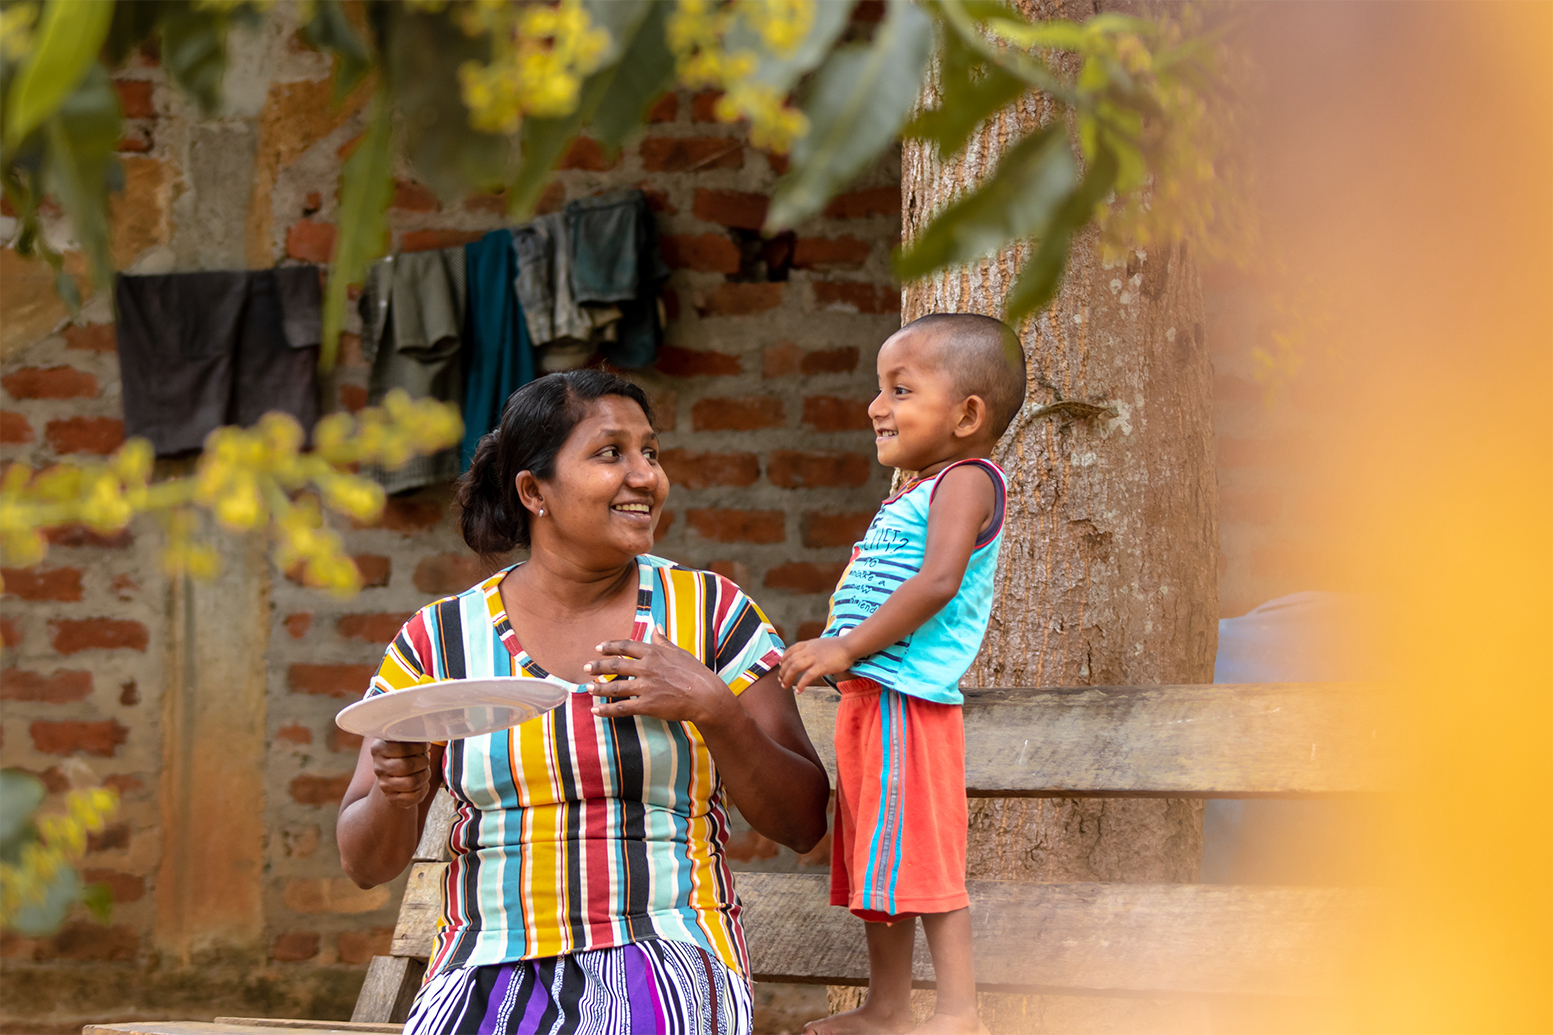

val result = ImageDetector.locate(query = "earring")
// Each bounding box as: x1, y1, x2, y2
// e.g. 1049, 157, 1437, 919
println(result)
538, 507, 545, 517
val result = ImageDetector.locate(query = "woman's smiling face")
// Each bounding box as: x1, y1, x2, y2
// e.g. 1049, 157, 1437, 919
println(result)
531, 395, 667, 563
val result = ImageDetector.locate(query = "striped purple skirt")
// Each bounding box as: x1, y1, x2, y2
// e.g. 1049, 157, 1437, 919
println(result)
403, 938, 753, 1035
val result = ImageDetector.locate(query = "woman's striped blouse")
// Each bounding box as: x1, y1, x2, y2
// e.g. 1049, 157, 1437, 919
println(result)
367, 555, 785, 982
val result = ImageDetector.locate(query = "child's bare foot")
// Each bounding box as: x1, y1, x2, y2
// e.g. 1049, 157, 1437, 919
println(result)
913, 1008, 986, 1034
803, 1002, 915, 1035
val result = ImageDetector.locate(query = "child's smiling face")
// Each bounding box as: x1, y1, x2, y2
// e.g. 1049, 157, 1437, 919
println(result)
867, 328, 977, 471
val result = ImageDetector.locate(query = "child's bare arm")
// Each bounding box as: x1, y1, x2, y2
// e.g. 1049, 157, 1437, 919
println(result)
780, 465, 995, 692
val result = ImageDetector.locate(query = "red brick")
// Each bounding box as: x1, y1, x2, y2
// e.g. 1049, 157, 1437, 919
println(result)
762, 342, 801, 378
337, 611, 413, 644
354, 497, 444, 532
81, 869, 145, 903
49, 618, 148, 654
55, 923, 137, 961
87, 822, 129, 852
649, 390, 677, 432
767, 450, 872, 489
339, 383, 368, 412
691, 396, 784, 432
103, 772, 143, 794
2, 366, 98, 400
45, 417, 124, 455
271, 931, 320, 962
30, 719, 129, 757
354, 553, 391, 587
282, 613, 312, 639
1, 566, 82, 601
62, 323, 117, 352
288, 663, 375, 698
401, 228, 484, 252
276, 723, 312, 745
802, 396, 873, 432
336, 330, 365, 369
812, 282, 896, 315
763, 149, 789, 175
707, 560, 751, 590
391, 179, 439, 212
42, 524, 133, 548
687, 509, 785, 544
117, 125, 153, 152
654, 345, 742, 377
289, 772, 352, 806
699, 283, 783, 317
690, 90, 723, 122
802, 511, 876, 549
337, 927, 393, 965
0, 669, 92, 703
0, 411, 32, 444
764, 561, 847, 595
303, 191, 323, 212
660, 233, 740, 273
658, 450, 759, 489
535, 180, 566, 215
286, 219, 336, 263
802, 346, 861, 375
640, 137, 743, 172
796, 620, 826, 641
646, 94, 678, 123
823, 186, 900, 219
328, 727, 363, 754
110, 573, 137, 601
113, 79, 154, 118
414, 553, 486, 595
559, 136, 618, 171
693, 189, 768, 231
465, 191, 506, 214
653, 509, 674, 544
638, 185, 675, 214
793, 237, 871, 270
0, 616, 20, 647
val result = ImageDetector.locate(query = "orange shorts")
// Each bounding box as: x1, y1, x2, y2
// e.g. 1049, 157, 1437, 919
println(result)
830, 677, 969, 923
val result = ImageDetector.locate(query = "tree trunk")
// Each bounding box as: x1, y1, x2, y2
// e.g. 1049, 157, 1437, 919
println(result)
831, 2, 1218, 1029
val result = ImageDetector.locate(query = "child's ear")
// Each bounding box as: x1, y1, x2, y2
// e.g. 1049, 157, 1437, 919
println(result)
955, 395, 988, 439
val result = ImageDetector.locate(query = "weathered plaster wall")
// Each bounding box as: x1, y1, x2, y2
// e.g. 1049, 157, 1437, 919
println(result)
0, 8, 894, 1029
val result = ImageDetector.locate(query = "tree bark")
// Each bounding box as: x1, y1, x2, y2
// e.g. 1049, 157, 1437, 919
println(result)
831, 2, 1218, 1029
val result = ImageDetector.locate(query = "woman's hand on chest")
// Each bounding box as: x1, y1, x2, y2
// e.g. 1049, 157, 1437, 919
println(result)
584, 628, 739, 729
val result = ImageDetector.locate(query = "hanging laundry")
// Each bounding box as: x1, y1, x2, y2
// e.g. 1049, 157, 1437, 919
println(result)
358, 247, 466, 494
566, 189, 670, 370
462, 228, 535, 469
115, 267, 321, 457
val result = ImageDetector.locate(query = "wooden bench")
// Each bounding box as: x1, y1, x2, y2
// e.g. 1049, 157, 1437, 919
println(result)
87, 681, 1384, 1032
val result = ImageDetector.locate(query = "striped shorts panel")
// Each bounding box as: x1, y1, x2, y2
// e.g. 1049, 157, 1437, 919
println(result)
403, 938, 753, 1035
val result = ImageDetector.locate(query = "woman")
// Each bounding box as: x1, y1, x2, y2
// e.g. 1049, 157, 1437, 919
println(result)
337, 371, 830, 1034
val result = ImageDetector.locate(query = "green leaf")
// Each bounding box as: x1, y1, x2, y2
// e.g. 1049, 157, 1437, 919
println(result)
320, 92, 394, 374
160, 3, 232, 115
0, 770, 45, 854
391, 8, 512, 201
2, 0, 113, 151
766, 0, 934, 231
80, 881, 114, 923
7, 863, 81, 936
43, 64, 122, 293
588, 1, 675, 155
983, 17, 1086, 52
895, 124, 1076, 281
903, 25, 1024, 158
302, 0, 373, 104
1005, 144, 1119, 324
507, 0, 655, 220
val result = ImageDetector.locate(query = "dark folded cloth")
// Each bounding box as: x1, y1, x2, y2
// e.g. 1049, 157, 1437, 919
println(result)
462, 229, 535, 469
115, 267, 321, 456
565, 190, 670, 369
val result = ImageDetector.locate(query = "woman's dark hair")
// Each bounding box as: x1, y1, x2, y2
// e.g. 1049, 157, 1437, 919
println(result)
457, 370, 655, 555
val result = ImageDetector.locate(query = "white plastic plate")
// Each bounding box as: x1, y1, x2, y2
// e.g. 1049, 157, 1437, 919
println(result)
334, 677, 570, 742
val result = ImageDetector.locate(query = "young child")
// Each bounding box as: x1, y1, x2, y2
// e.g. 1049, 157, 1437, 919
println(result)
780, 313, 1025, 1035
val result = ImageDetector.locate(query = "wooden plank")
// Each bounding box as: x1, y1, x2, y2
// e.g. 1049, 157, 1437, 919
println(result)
797, 683, 1389, 797
390, 861, 444, 959
351, 955, 427, 1024
413, 789, 457, 862
87, 1026, 392, 1035
214, 1022, 400, 1033
740, 872, 1375, 998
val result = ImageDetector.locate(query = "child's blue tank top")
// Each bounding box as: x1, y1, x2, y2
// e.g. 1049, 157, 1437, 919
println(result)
820, 458, 1007, 705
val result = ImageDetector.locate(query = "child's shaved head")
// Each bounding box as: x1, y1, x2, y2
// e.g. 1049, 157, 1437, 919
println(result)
897, 313, 1027, 438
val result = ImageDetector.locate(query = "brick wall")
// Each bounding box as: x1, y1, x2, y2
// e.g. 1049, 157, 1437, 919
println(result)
0, 10, 893, 1026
